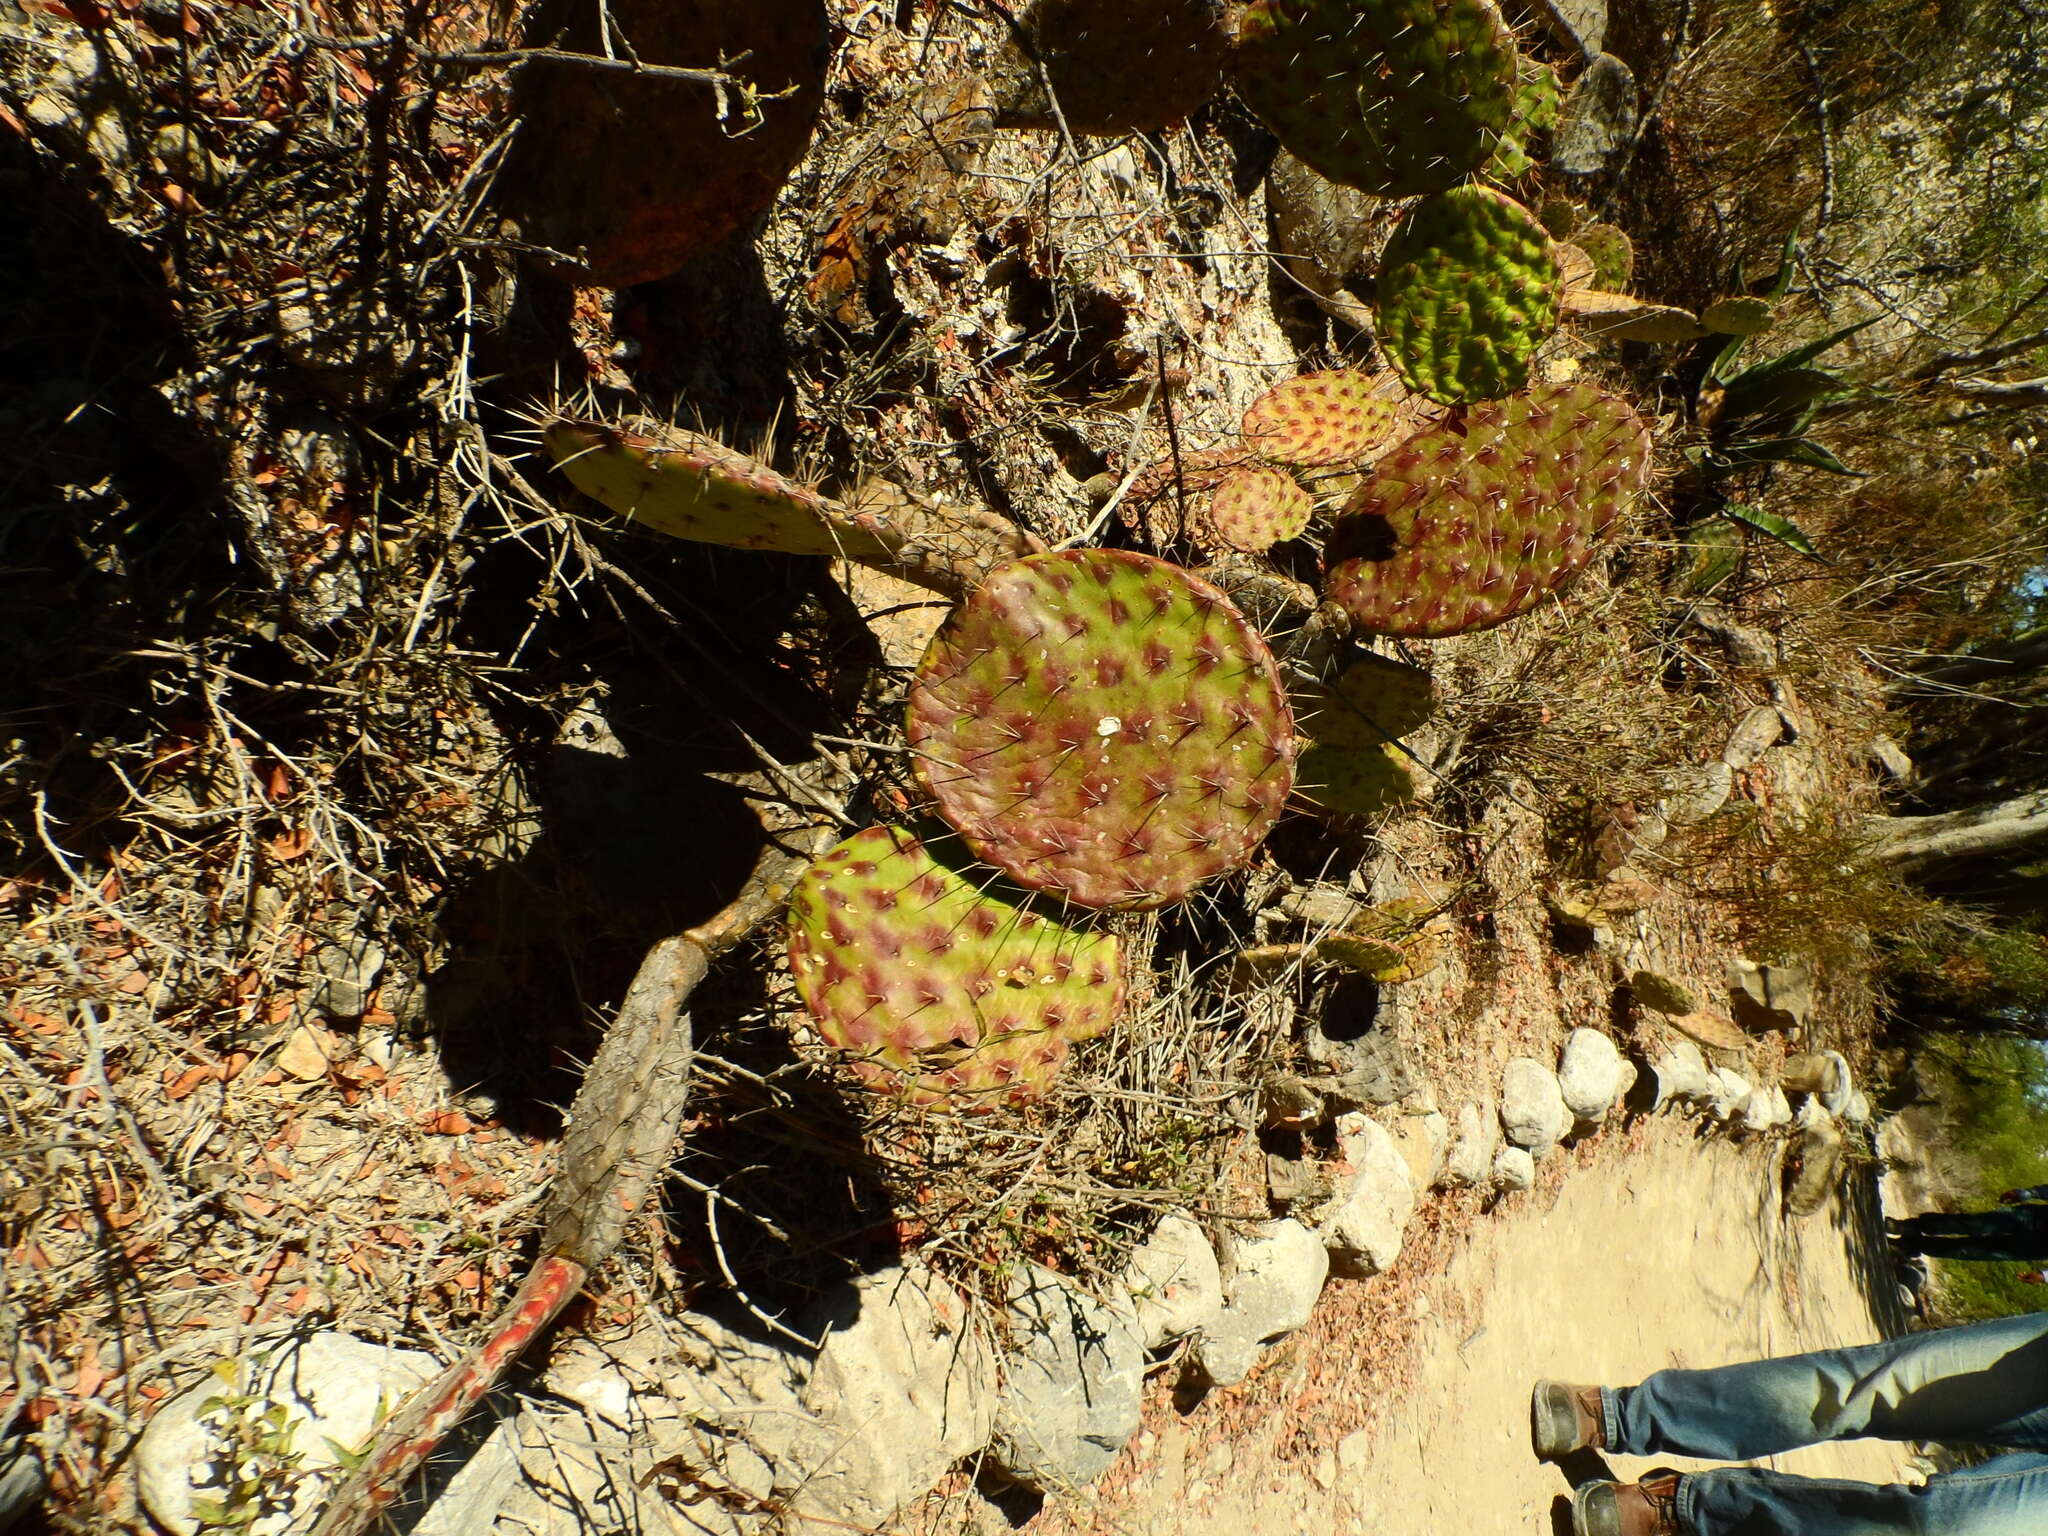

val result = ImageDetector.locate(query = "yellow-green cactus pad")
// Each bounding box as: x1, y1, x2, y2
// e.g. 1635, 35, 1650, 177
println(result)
1211, 465, 1314, 552
1293, 743, 1415, 816
1241, 370, 1404, 468
1290, 653, 1438, 749
1376, 186, 1563, 406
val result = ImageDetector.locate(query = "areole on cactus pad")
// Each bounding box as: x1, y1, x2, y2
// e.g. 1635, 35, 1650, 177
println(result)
1323, 382, 1653, 638
907, 550, 1296, 910
786, 826, 1123, 1108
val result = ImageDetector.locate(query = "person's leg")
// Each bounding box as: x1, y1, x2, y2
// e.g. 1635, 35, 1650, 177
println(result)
1601, 1311, 2048, 1459
1676, 1451, 2048, 1536
1898, 1231, 2048, 1262
1894, 1208, 2045, 1260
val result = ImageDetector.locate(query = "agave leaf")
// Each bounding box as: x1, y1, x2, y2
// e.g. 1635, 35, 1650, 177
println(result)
1721, 365, 1851, 423
1717, 316, 1880, 391
1721, 436, 1861, 475
1721, 501, 1824, 559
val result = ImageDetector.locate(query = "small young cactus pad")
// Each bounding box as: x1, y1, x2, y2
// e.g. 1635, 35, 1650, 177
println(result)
1290, 653, 1438, 749
1210, 465, 1314, 552
786, 827, 1123, 1108
1574, 223, 1635, 290
1234, 0, 1519, 198
1323, 382, 1652, 637
908, 550, 1295, 910
1241, 370, 1403, 468
1376, 187, 1563, 406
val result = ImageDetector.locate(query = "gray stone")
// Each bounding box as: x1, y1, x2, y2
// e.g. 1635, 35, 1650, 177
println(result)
1441, 1102, 1500, 1187
1552, 52, 1637, 174
1120, 1214, 1224, 1351
800, 1263, 998, 1522
1867, 735, 1916, 783
1728, 955, 1814, 1030
1318, 1114, 1417, 1277
1192, 1221, 1328, 1388
305, 934, 386, 1019
1723, 705, 1787, 771
1500, 1057, 1574, 1154
1740, 1086, 1794, 1132
1817, 1052, 1857, 1116
1492, 1145, 1537, 1192
1709, 1068, 1754, 1122
1658, 760, 1735, 826
1684, 603, 1779, 670
1558, 1028, 1626, 1122
0, 1442, 45, 1533
1306, 1025, 1415, 1110
1391, 1108, 1449, 1191
1648, 1041, 1712, 1109
991, 1265, 1144, 1493
137, 1332, 439, 1536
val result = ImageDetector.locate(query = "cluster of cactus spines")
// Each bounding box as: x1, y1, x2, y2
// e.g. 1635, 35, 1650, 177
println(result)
785, 827, 1123, 1108
1240, 369, 1403, 468
1292, 742, 1415, 816
907, 550, 1296, 911
1290, 653, 1438, 749
1210, 465, 1314, 552
994, 0, 1230, 134
498, 0, 827, 288
544, 419, 1039, 597
1323, 381, 1653, 637
1234, 0, 1520, 199
1488, 55, 1562, 179
1376, 187, 1563, 406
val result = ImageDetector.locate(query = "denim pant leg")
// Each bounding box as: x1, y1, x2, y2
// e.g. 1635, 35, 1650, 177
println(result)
1601, 1310, 2048, 1460
1678, 1451, 2048, 1536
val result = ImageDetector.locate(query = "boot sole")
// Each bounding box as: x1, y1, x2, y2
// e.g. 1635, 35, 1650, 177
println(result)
1571, 1480, 1617, 1536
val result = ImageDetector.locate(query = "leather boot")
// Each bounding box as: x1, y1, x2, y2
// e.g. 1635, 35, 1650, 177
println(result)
1531, 1380, 1605, 1457
1572, 1473, 1685, 1536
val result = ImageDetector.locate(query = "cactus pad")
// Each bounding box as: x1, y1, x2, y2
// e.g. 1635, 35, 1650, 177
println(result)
1324, 382, 1652, 637
1701, 297, 1776, 336
1376, 187, 1563, 406
996, 0, 1229, 133
1574, 223, 1634, 290
1293, 744, 1414, 816
1242, 370, 1403, 468
908, 550, 1295, 910
1234, 0, 1519, 198
786, 827, 1123, 1108
1488, 56, 1563, 179
1291, 654, 1438, 749
1210, 466, 1314, 552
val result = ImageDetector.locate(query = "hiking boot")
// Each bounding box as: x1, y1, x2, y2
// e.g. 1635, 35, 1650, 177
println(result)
1531, 1380, 1605, 1457
1572, 1473, 1685, 1536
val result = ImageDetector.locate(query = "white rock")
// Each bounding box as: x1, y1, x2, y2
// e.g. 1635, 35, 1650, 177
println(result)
136, 1333, 437, 1536
1120, 1214, 1224, 1351
1709, 1067, 1754, 1122
1318, 1115, 1417, 1277
1500, 1057, 1575, 1153
1817, 1052, 1856, 1115
1659, 760, 1734, 826
1392, 1109, 1450, 1190
991, 1265, 1145, 1492
1722, 705, 1786, 771
1648, 1041, 1712, 1108
799, 1263, 998, 1523
1740, 1086, 1793, 1131
1440, 1102, 1501, 1187
1837, 1088, 1872, 1125
1557, 1028, 1626, 1122
1492, 1146, 1537, 1192
1192, 1221, 1329, 1388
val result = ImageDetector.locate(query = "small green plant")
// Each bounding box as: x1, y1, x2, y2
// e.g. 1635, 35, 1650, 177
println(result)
189, 1358, 309, 1532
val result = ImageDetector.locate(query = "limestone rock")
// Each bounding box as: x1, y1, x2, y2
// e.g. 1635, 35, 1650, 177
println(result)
1306, 1025, 1415, 1110
1557, 1028, 1626, 1122
1192, 1221, 1328, 1388
1866, 735, 1916, 783
1740, 1085, 1794, 1131
1441, 1101, 1502, 1186
1318, 1114, 1418, 1277
1552, 52, 1638, 175
1492, 1145, 1537, 1192
991, 1266, 1144, 1493
1722, 705, 1786, 771
1728, 955, 1814, 1030
1261, 1074, 1326, 1130
1817, 1052, 1857, 1115
1788, 1104, 1845, 1214
1500, 1057, 1575, 1154
800, 1263, 998, 1523
1708, 1067, 1754, 1122
1658, 760, 1734, 826
1392, 1109, 1450, 1191
305, 933, 385, 1019
1647, 1041, 1712, 1109
1120, 1214, 1225, 1351
137, 1333, 438, 1536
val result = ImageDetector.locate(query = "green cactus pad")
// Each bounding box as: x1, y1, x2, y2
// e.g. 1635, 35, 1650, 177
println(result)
1574, 224, 1635, 290
544, 419, 891, 560
1291, 654, 1438, 749
1538, 197, 1583, 239
908, 550, 1296, 910
1701, 296, 1776, 336
1234, 0, 1519, 199
1211, 466, 1314, 552
1293, 744, 1415, 816
1324, 382, 1653, 637
1376, 187, 1563, 406
1488, 56, 1563, 178
1242, 370, 1403, 468
786, 827, 1123, 1108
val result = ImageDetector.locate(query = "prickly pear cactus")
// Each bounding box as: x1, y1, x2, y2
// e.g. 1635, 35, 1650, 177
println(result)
1574, 223, 1635, 290
786, 827, 1123, 1108
1293, 744, 1414, 816
1234, 0, 1519, 198
1323, 382, 1653, 637
1290, 653, 1438, 748
1701, 297, 1775, 335
1376, 187, 1563, 406
908, 550, 1295, 910
497, 0, 827, 287
1211, 466, 1313, 552
993, 0, 1229, 133
1241, 370, 1402, 468
1488, 56, 1563, 179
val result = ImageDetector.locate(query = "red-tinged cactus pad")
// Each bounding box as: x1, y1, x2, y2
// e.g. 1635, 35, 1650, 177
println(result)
1293, 744, 1415, 816
1376, 187, 1564, 406
1291, 654, 1438, 748
1242, 371, 1404, 468
1235, 0, 1519, 198
1211, 466, 1314, 552
786, 827, 1123, 1109
908, 550, 1296, 910
1324, 382, 1653, 638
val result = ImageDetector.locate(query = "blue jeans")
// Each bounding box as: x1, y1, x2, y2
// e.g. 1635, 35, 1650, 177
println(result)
1600, 1310, 2048, 1535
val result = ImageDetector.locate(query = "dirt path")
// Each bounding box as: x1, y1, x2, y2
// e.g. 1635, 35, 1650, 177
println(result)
1036, 1117, 1911, 1536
